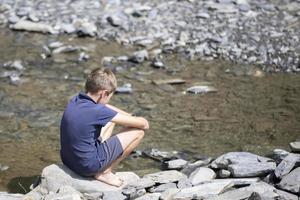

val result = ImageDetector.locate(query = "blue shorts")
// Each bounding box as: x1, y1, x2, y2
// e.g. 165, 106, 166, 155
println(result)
97, 135, 123, 173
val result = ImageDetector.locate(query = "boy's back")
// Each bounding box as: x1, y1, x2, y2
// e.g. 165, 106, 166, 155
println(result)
60, 92, 117, 176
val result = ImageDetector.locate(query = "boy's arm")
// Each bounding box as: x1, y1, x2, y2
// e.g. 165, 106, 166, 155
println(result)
111, 113, 149, 130
106, 104, 132, 116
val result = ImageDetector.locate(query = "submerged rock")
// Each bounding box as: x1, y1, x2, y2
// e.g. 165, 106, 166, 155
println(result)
186, 85, 218, 94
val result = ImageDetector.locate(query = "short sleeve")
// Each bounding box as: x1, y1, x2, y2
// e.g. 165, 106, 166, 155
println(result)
96, 105, 118, 126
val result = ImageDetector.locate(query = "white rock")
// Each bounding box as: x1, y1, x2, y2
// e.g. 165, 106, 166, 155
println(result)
10, 20, 56, 34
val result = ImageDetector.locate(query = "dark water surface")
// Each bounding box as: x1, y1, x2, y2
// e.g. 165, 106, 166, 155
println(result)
0, 29, 299, 192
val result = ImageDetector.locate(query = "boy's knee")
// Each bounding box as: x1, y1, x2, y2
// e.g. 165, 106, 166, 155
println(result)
137, 130, 145, 139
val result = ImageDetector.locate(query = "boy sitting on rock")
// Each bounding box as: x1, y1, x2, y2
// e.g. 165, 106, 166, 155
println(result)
60, 68, 149, 187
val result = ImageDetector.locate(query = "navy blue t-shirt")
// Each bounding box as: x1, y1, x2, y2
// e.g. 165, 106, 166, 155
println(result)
60, 92, 117, 176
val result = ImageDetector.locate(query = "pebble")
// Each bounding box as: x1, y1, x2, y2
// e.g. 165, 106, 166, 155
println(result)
116, 83, 133, 94
186, 85, 217, 94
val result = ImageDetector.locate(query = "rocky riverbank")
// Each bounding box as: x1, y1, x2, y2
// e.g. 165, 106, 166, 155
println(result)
1, 142, 299, 200
0, 0, 299, 72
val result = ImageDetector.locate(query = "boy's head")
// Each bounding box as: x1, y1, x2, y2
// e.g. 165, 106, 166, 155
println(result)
85, 68, 117, 95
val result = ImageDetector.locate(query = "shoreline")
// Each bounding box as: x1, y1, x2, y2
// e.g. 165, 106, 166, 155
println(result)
1, 142, 299, 199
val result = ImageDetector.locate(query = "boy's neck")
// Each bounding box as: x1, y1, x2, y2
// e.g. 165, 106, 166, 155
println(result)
86, 92, 100, 104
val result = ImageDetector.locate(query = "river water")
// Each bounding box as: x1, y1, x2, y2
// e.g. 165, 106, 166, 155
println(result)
0, 29, 299, 193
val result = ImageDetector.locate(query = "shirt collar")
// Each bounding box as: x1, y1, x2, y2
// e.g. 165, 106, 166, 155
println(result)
78, 91, 97, 104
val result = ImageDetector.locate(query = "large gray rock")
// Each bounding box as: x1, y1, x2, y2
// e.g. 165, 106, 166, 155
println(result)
172, 179, 233, 200
211, 152, 276, 177
274, 153, 300, 179
143, 170, 187, 184
40, 164, 134, 194
228, 162, 276, 177
189, 167, 216, 186
290, 141, 300, 152
278, 167, 300, 195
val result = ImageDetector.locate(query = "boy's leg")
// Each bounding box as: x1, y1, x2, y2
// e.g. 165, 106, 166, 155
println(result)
95, 128, 145, 186
100, 122, 115, 142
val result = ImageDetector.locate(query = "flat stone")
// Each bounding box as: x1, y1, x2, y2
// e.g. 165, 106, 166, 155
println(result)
274, 153, 300, 179
166, 159, 188, 170
116, 83, 133, 94
173, 179, 233, 200
278, 167, 300, 195
142, 148, 178, 162
135, 193, 161, 200
149, 183, 177, 193
40, 164, 127, 194
189, 167, 216, 186
289, 141, 300, 152
143, 170, 187, 184
152, 78, 186, 85
115, 171, 140, 185
10, 20, 56, 34
176, 178, 192, 189
44, 193, 82, 200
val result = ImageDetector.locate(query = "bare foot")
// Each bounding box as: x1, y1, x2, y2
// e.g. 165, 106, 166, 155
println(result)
94, 171, 124, 187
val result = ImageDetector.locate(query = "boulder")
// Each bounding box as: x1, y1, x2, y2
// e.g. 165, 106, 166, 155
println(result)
40, 164, 135, 194
277, 167, 300, 195
274, 153, 300, 179
228, 162, 276, 177
189, 167, 216, 185
143, 170, 187, 184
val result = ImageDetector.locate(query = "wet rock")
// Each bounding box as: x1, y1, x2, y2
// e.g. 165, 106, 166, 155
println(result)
142, 148, 179, 162
149, 183, 177, 193
130, 50, 149, 63
0, 163, 9, 172
274, 153, 300, 179
289, 141, 300, 152
151, 60, 164, 68
173, 179, 233, 200
52, 45, 80, 54
165, 159, 188, 170
3, 60, 24, 70
78, 52, 89, 62
217, 169, 231, 178
189, 167, 216, 186
116, 83, 133, 94
277, 167, 300, 194
186, 85, 217, 94
102, 191, 127, 200
143, 170, 187, 184
10, 20, 56, 34
211, 152, 276, 177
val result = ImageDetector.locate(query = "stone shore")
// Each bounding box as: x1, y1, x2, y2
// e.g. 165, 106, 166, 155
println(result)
0, 0, 299, 72
1, 141, 299, 200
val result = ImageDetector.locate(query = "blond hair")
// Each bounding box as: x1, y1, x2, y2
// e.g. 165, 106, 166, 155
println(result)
85, 68, 117, 94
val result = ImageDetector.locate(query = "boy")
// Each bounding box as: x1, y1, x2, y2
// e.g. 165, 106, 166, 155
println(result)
60, 68, 149, 187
